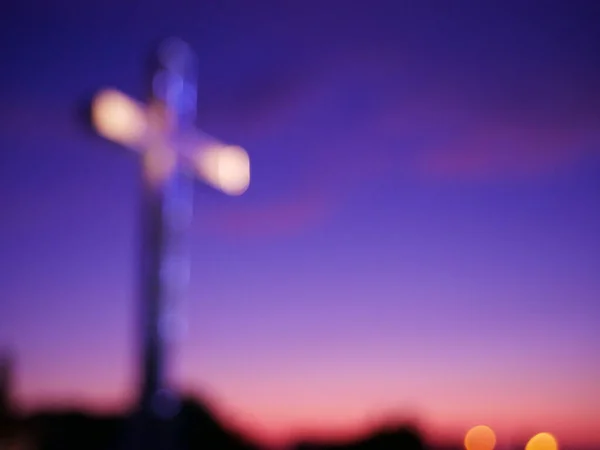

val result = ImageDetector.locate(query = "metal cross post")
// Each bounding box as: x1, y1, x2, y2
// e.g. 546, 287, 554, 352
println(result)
89, 37, 250, 450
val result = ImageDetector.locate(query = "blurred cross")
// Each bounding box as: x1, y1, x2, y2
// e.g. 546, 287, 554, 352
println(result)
89, 37, 250, 450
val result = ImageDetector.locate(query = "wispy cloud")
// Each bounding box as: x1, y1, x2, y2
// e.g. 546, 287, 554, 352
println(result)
416, 122, 599, 181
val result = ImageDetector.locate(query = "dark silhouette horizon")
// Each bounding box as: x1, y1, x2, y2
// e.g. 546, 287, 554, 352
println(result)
1, 390, 434, 450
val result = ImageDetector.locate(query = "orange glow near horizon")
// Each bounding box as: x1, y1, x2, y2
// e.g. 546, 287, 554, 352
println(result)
464, 425, 497, 450
13, 388, 600, 450
12, 381, 600, 449
526, 433, 559, 450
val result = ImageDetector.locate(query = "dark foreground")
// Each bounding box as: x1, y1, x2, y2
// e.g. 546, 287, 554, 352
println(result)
0, 396, 443, 450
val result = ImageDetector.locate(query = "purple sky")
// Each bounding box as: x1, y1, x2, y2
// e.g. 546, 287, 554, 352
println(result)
1, 1, 600, 447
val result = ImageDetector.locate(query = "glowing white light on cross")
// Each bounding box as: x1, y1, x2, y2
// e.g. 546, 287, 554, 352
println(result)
193, 144, 250, 195
91, 88, 250, 195
92, 89, 147, 148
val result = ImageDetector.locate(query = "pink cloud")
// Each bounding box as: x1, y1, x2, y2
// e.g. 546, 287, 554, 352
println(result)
417, 122, 599, 181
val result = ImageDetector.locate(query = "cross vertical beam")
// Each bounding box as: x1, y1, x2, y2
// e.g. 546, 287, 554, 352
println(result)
139, 37, 197, 412
134, 39, 198, 450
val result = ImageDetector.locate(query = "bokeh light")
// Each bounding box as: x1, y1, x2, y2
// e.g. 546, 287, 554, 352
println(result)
464, 425, 497, 450
194, 144, 250, 195
526, 433, 559, 450
92, 88, 147, 148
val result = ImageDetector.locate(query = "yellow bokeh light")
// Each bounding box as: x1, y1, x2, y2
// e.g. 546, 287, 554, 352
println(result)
194, 144, 250, 195
92, 88, 147, 148
464, 425, 497, 450
526, 433, 558, 450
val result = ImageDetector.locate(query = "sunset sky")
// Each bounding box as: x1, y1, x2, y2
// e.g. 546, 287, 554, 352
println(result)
1, 1, 599, 448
